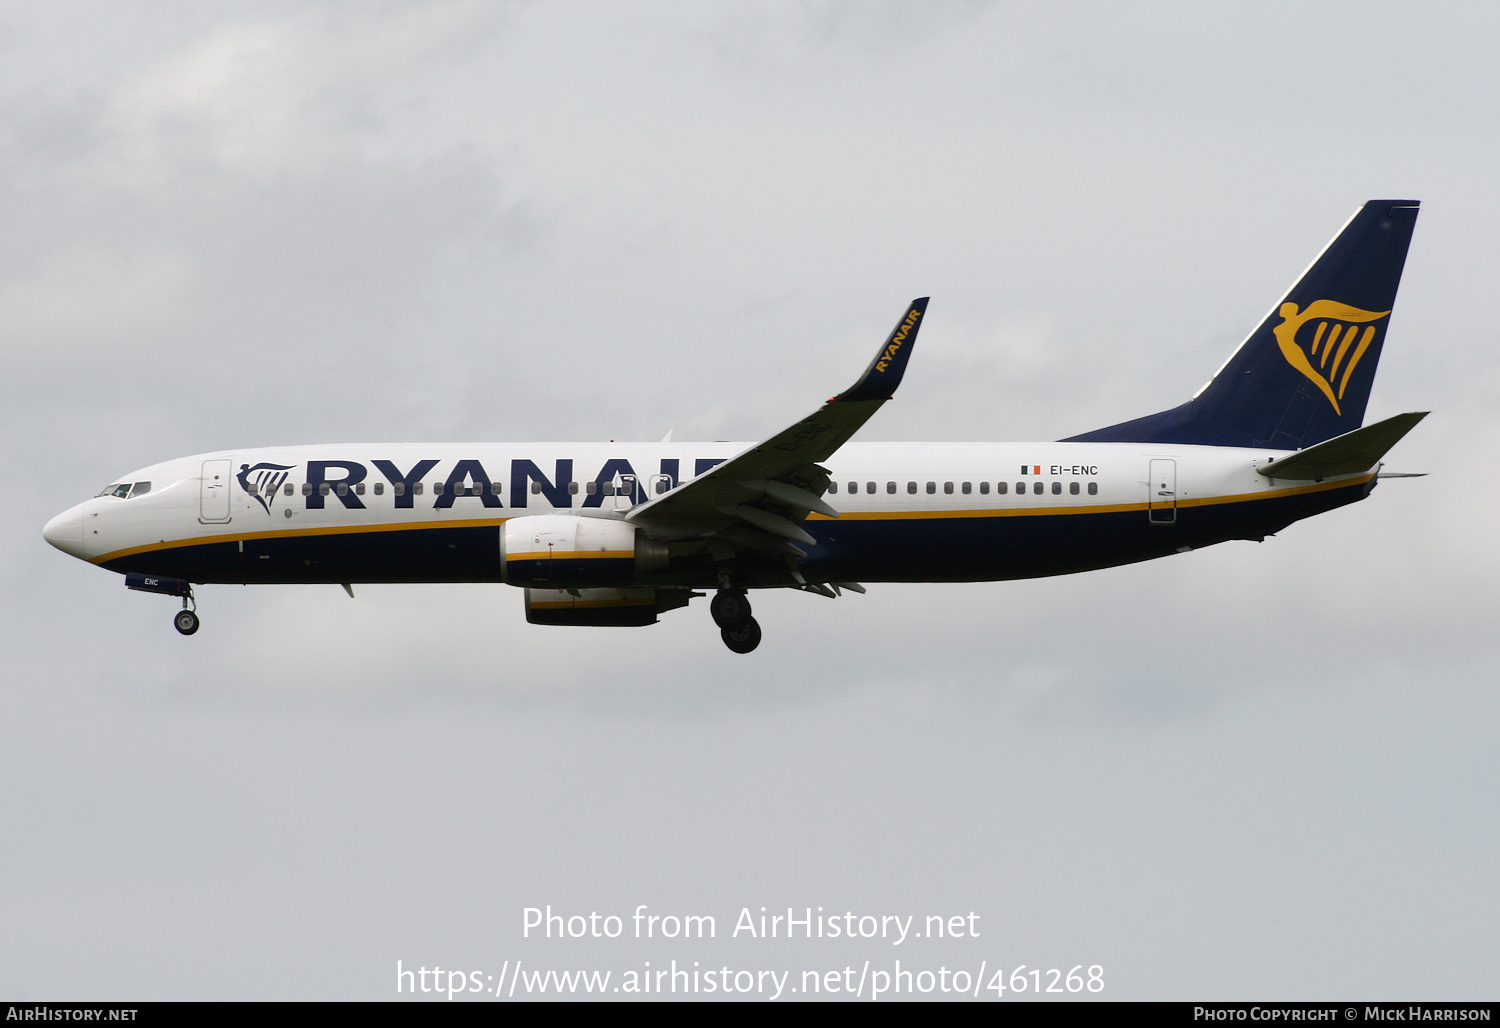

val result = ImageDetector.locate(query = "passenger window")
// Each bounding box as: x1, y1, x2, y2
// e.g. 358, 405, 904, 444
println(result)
354, 483, 365, 495
1088, 482, 1098, 495
586, 481, 598, 495
284, 483, 294, 496
602, 482, 615, 496
413, 482, 424, 496
302, 483, 312, 496
865, 482, 875, 494
907, 482, 917, 494
979, 482, 990, 495
926, 482, 936, 494
531, 482, 541, 494
1016, 482, 1025, 494
1069, 482, 1079, 495
373, 483, 384, 496
393, 482, 405, 496
129, 482, 151, 498
997, 482, 1008, 495
336, 483, 349, 496
886, 482, 896, 494
1051, 482, 1061, 495
1033, 482, 1043, 495
828, 482, 838, 494
569, 481, 579, 495
962, 482, 972, 494
847, 482, 857, 494
944, 482, 954, 495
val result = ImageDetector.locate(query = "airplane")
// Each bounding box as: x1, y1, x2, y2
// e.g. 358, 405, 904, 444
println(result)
43, 200, 1425, 654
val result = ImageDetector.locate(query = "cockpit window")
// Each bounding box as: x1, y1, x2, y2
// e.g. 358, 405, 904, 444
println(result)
97, 482, 151, 498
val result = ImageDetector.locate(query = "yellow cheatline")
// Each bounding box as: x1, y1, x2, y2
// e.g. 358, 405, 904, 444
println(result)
92, 473, 1374, 564
90, 515, 513, 564
505, 550, 635, 562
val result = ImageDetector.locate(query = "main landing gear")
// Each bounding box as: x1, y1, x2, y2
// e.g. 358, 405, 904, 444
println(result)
711, 589, 760, 654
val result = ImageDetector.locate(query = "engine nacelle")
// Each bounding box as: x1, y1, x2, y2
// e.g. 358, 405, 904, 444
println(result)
524, 587, 692, 627
500, 514, 668, 588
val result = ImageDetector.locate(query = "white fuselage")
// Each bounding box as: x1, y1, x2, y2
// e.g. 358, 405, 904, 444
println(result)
44, 440, 1372, 587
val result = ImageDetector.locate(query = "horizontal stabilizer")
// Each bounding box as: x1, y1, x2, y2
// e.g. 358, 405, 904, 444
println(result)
1258, 411, 1427, 481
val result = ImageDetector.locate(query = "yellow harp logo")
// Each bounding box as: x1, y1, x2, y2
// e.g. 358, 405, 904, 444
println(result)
1272, 300, 1390, 415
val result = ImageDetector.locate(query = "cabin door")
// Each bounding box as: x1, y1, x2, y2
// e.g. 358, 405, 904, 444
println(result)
1148, 459, 1176, 524
200, 459, 233, 524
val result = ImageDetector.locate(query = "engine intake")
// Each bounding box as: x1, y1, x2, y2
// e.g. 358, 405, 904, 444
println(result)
500, 515, 668, 588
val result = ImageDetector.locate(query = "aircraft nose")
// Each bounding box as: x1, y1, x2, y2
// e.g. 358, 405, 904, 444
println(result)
43, 507, 87, 559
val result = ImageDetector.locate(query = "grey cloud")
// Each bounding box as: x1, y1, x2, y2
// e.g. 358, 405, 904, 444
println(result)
4, 0, 1497, 1000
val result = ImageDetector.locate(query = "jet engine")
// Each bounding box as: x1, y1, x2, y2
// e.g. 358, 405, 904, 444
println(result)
524, 586, 692, 627
500, 514, 668, 588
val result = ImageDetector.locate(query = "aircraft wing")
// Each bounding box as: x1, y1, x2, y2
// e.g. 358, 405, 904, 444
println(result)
626, 298, 929, 558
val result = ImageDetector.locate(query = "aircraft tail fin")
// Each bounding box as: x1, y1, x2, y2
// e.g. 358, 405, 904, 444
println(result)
1063, 200, 1420, 449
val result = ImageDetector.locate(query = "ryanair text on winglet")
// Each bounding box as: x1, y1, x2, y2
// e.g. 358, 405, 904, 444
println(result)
874, 308, 922, 373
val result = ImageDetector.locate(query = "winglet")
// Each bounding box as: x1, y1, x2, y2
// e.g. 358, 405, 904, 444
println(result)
835, 298, 929, 403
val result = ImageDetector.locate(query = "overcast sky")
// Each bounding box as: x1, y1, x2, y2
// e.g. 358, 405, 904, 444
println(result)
3, 0, 1498, 1001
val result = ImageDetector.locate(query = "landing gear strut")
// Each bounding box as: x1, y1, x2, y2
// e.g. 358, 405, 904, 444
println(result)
172, 588, 200, 635
124, 572, 200, 636
711, 589, 760, 653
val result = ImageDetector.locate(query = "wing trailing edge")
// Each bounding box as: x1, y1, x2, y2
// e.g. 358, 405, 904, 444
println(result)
626, 298, 929, 571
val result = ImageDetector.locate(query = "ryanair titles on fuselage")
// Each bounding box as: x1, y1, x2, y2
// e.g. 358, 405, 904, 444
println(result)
238, 455, 727, 512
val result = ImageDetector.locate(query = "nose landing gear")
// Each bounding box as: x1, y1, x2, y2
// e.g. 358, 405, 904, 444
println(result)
173, 606, 200, 636
124, 572, 200, 636
710, 589, 760, 653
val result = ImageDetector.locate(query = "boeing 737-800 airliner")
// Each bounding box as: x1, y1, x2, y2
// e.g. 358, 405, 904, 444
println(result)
44, 200, 1425, 653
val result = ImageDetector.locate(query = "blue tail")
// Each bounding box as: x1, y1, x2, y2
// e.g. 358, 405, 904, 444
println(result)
1064, 200, 1419, 449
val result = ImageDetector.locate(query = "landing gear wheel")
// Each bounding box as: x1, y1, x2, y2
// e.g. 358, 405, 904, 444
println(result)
720, 617, 761, 654
173, 609, 200, 636
710, 589, 752, 628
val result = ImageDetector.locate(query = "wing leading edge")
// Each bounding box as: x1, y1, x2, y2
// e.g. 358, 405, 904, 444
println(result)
627, 298, 929, 562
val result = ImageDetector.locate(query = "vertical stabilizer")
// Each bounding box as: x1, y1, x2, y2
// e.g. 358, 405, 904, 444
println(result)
1064, 200, 1419, 449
